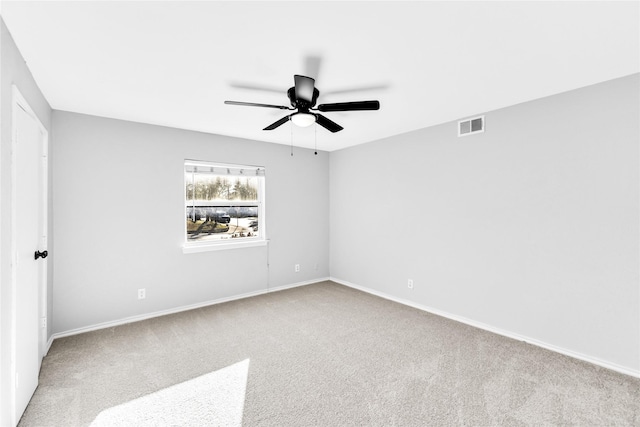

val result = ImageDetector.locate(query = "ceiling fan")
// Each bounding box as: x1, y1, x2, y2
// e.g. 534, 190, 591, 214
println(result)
225, 75, 380, 133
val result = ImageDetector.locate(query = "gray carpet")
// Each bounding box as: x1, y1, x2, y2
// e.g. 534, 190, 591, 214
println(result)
19, 281, 640, 426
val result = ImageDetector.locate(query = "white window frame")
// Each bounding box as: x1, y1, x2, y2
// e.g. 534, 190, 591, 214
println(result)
182, 160, 267, 253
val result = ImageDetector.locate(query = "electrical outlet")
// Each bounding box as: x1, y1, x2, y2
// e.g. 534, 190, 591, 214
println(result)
138, 288, 146, 300
408, 279, 414, 289
41, 317, 47, 329
294, 264, 300, 273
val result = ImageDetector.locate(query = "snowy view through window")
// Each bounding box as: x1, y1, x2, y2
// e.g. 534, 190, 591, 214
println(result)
185, 162, 263, 244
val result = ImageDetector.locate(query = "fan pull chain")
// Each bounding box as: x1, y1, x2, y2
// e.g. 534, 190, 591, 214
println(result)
290, 120, 294, 157
314, 123, 318, 155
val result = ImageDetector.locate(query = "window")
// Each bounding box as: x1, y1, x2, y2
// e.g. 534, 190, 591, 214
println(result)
184, 160, 266, 252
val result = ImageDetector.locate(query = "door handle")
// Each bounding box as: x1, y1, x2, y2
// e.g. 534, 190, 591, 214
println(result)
34, 250, 48, 260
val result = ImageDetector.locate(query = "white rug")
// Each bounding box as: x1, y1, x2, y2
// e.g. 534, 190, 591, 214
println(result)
90, 359, 250, 427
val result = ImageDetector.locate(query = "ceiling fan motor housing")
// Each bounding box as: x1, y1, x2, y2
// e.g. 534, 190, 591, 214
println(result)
287, 87, 319, 111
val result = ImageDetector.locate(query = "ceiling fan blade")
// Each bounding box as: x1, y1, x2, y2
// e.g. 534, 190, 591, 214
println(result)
263, 115, 291, 131
323, 84, 389, 96
315, 114, 343, 133
225, 100, 291, 110
294, 75, 315, 103
317, 100, 380, 112
228, 82, 285, 94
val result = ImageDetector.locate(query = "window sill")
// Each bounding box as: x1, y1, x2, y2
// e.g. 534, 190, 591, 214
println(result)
182, 239, 268, 254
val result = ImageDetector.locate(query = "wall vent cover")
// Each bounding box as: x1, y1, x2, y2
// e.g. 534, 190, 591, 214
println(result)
458, 116, 484, 137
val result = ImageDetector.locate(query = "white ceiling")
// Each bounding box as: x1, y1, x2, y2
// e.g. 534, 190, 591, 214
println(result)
1, 1, 638, 151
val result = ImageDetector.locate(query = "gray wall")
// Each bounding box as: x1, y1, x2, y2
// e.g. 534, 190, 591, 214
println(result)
0, 18, 52, 426
330, 74, 639, 373
52, 111, 329, 333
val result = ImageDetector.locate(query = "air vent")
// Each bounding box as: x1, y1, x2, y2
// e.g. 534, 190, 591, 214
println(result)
458, 116, 484, 137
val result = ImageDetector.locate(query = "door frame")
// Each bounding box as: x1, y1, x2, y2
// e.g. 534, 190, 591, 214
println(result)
10, 85, 49, 426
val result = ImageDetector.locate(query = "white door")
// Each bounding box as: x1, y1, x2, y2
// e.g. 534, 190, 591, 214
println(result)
12, 88, 48, 425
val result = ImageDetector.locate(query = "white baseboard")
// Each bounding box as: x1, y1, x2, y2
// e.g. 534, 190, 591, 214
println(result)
49, 277, 329, 342
330, 277, 640, 379
45, 335, 55, 355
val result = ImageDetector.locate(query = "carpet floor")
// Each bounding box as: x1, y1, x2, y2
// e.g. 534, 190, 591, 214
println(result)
18, 281, 640, 426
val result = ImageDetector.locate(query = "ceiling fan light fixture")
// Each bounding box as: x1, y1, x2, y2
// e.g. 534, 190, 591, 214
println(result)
291, 112, 316, 127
